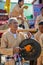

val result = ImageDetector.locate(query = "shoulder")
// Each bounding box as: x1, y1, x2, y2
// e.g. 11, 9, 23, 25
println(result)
2, 29, 10, 38
14, 4, 19, 10
34, 31, 39, 36
34, 31, 40, 39
40, 34, 43, 40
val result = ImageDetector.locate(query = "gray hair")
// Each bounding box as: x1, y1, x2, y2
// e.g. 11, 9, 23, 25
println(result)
8, 17, 18, 24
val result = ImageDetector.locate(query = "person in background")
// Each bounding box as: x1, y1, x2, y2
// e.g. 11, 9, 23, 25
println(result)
34, 21, 43, 65
35, 7, 43, 29
34, 21, 43, 42
9, 0, 30, 29
9, 0, 28, 22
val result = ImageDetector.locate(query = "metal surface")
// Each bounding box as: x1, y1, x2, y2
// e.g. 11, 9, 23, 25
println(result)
19, 39, 41, 60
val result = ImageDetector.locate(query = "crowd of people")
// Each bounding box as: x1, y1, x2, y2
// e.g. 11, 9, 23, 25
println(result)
0, 0, 43, 65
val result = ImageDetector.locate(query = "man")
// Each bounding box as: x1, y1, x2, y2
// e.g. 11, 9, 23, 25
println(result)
1, 17, 27, 65
9, 0, 27, 21
10, 0, 37, 18
9, 0, 29, 29
34, 21, 43, 65
1, 18, 25, 47
35, 7, 43, 29
1, 17, 32, 65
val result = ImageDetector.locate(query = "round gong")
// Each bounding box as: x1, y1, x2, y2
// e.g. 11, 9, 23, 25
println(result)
19, 39, 41, 60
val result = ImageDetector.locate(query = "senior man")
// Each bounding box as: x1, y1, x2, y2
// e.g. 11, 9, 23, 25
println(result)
1, 17, 32, 65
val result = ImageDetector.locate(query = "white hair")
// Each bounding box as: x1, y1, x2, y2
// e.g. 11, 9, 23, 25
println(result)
8, 17, 18, 24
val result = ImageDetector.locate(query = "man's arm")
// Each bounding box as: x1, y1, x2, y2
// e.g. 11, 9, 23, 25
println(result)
35, 16, 40, 29
1, 34, 8, 48
32, 0, 37, 4
34, 32, 39, 42
39, 34, 43, 48
1, 33, 21, 55
0, 47, 13, 56
1, 34, 13, 55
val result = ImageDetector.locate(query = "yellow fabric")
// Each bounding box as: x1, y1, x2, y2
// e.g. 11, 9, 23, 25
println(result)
4, 0, 10, 13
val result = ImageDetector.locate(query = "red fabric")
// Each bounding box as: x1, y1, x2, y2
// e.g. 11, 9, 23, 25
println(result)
0, 9, 7, 13
0, 20, 8, 25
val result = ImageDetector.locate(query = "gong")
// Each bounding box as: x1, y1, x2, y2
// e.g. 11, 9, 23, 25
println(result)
19, 39, 41, 60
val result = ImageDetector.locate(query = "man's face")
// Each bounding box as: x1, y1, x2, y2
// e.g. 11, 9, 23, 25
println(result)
41, 9, 43, 16
19, 1, 24, 6
39, 25, 43, 33
9, 20, 18, 31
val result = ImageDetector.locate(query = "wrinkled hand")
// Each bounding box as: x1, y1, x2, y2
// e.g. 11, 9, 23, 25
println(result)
13, 47, 22, 53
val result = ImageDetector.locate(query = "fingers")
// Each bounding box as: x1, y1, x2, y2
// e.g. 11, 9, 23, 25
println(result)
13, 47, 21, 53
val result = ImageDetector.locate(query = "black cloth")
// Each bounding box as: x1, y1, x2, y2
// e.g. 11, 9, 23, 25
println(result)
30, 60, 37, 65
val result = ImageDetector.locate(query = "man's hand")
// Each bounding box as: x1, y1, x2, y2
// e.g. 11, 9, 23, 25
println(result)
13, 47, 21, 53
23, 6, 28, 9
27, 32, 32, 38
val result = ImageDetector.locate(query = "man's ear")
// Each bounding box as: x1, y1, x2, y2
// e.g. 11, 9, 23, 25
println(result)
8, 23, 11, 27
